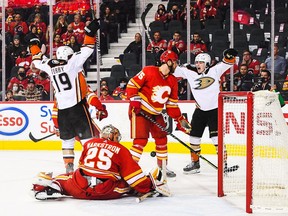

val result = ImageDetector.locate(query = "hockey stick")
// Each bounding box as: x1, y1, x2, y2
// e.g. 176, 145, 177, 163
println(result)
140, 111, 239, 172
140, 111, 217, 170
136, 191, 157, 203
141, 3, 154, 46
29, 132, 55, 143
89, 0, 102, 65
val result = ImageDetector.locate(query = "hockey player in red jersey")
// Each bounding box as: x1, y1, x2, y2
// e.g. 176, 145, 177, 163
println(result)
29, 19, 102, 173
32, 125, 171, 200
52, 85, 108, 173
126, 50, 192, 178
173, 48, 238, 174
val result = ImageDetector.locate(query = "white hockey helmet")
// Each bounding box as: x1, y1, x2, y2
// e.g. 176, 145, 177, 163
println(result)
56, 46, 74, 61
195, 53, 211, 67
100, 124, 122, 142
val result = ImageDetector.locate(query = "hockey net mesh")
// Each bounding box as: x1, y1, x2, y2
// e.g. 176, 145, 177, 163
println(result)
220, 91, 288, 211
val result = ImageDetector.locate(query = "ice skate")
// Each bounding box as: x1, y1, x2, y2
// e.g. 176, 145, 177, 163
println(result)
160, 166, 176, 178
165, 167, 176, 178
66, 162, 74, 173
183, 161, 200, 174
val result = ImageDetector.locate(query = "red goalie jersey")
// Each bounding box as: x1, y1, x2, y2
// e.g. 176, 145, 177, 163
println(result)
54, 137, 152, 199
126, 65, 181, 118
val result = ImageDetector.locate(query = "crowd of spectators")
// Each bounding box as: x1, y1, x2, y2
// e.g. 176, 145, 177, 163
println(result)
2, 0, 288, 102
1, 0, 135, 101
118, 0, 288, 101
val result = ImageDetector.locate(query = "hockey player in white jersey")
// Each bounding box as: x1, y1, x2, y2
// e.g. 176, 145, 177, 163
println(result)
174, 48, 238, 174
29, 19, 103, 173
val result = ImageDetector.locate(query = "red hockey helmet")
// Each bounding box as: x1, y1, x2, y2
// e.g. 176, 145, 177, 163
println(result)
160, 50, 178, 63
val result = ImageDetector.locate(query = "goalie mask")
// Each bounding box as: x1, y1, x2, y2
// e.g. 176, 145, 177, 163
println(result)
160, 50, 178, 74
100, 125, 122, 142
56, 46, 74, 61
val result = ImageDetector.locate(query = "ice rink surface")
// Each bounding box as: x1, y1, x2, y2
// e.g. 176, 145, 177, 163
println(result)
1, 151, 286, 216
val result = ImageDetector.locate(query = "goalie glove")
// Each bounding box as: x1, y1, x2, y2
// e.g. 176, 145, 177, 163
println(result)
96, 104, 108, 121
84, 19, 100, 37
149, 167, 171, 197
175, 115, 192, 134
223, 48, 238, 64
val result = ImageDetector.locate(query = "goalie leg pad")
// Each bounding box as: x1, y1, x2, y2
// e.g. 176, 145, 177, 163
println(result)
149, 167, 171, 197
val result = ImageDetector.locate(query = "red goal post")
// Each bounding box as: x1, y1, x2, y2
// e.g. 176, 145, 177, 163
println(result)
218, 91, 288, 214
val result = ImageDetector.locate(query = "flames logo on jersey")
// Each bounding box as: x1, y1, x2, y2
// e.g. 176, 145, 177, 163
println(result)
195, 77, 215, 89
151, 86, 171, 104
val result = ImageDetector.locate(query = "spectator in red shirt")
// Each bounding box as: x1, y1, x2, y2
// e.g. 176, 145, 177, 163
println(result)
147, 31, 168, 65
70, 14, 85, 44
8, 13, 28, 42
167, 3, 182, 21
29, 13, 47, 42
35, 71, 50, 101
112, 77, 128, 100
155, 4, 169, 24
61, 24, 77, 45
167, 31, 186, 56
15, 48, 32, 71
147, 31, 168, 54
190, 32, 208, 55
195, 0, 215, 9
7, 66, 28, 91
200, 0, 217, 28
99, 85, 115, 101
241, 50, 260, 76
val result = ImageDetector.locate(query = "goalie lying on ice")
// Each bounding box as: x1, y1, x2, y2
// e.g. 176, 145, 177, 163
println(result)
32, 125, 171, 200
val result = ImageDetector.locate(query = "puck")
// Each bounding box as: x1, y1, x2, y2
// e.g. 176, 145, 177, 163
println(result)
150, 151, 156, 157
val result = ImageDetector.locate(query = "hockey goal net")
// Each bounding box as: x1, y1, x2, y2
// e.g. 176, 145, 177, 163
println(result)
218, 91, 288, 213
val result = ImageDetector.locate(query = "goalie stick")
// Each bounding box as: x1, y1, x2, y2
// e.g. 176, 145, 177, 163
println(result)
136, 155, 169, 203
89, 0, 102, 65
29, 132, 55, 143
140, 111, 239, 172
141, 3, 154, 46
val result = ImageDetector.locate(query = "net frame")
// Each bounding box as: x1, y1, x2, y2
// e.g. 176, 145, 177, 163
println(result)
218, 91, 288, 214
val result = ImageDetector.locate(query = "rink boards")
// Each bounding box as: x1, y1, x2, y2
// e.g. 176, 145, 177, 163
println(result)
0, 101, 288, 154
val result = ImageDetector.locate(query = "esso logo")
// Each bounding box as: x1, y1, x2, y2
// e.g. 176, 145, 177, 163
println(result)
0, 107, 29, 136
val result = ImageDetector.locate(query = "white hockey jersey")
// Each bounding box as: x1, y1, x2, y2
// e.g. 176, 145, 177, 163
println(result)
32, 46, 93, 109
174, 62, 233, 111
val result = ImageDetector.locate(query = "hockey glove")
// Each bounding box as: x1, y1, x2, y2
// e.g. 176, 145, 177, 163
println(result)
175, 115, 192, 134
223, 48, 238, 64
84, 19, 100, 37
129, 97, 142, 115
96, 104, 108, 121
